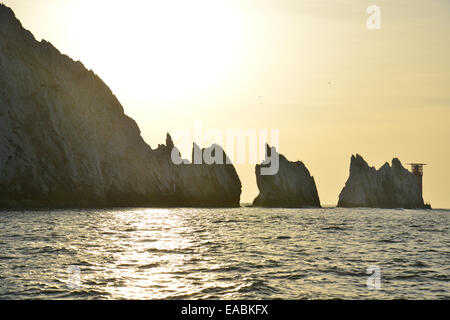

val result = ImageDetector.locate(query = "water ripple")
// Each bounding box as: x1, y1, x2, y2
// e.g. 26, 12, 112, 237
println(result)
0, 207, 449, 299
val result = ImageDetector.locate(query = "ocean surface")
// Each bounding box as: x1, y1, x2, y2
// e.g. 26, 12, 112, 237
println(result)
0, 207, 448, 300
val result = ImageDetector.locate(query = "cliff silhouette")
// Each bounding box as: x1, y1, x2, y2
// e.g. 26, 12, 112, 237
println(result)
0, 4, 241, 208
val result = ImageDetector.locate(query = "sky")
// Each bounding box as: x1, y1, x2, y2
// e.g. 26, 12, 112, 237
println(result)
3, 0, 450, 207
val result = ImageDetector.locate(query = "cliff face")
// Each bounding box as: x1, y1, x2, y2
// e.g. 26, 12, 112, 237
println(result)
253, 145, 321, 208
338, 155, 425, 209
0, 5, 241, 208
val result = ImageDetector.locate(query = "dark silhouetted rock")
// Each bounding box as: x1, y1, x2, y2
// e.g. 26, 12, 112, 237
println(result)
338, 154, 426, 209
253, 145, 321, 208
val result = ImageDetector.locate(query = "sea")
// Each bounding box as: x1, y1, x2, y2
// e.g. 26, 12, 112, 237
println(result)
0, 207, 448, 299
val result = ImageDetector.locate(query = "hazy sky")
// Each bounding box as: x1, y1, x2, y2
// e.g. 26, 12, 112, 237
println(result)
3, 0, 450, 207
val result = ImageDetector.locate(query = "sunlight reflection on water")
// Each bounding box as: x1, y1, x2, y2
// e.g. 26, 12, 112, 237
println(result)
0, 207, 449, 299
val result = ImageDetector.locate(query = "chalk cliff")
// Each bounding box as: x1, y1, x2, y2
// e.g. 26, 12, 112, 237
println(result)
253, 145, 321, 208
0, 5, 241, 208
338, 154, 426, 209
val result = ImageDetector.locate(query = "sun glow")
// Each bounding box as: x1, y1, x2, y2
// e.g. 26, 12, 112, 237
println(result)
63, 0, 245, 103
3, 0, 449, 207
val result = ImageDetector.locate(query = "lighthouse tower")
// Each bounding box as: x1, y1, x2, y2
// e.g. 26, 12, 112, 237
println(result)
407, 163, 430, 208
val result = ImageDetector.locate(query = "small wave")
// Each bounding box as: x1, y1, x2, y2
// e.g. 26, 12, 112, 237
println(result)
320, 266, 367, 277
394, 274, 422, 280
17, 246, 77, 255
0, 255, 16, 260
285, 274, 307, 280
146, 247, 194, 255
378, 239, 400, 243
117, 263, 136, 267
61, 288, 111, 299
198, 285, 234, 295
322, 226, 349, 231
81, 277, 123, 287
411, 261, 428, 268
189, 265, 249, 274
237, 280, 280, 295
212, 219, 241, 224
138, 263, 160, 270
136, 238, 158, 243
100, 231, 116, 235
276, 236, 292, 240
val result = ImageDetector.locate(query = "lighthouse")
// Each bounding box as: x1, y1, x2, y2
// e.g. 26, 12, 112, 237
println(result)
407, 163, 431, 209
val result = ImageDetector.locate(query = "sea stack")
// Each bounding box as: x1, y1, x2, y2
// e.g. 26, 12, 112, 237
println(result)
0, 4, 241, 208
253, 145, 321, 208
338, 154, 427, 209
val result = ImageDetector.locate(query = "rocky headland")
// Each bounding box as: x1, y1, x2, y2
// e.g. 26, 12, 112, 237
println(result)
0, 5, 241, 208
